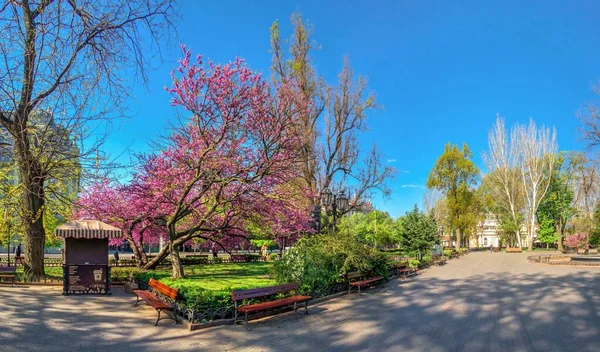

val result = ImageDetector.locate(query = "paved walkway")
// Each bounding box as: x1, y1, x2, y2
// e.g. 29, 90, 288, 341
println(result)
2, 252, 600, 351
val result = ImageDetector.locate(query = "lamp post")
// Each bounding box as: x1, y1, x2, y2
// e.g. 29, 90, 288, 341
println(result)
320, 188, 349, 232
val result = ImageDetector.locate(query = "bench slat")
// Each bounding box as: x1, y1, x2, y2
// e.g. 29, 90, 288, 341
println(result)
237, 295, 311, 313
232, 283, 297, 301
148, 278, 178, 300
349, 277, 384, 287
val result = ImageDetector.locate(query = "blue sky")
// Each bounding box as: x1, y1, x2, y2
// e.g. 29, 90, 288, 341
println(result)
105, 0, 600, 218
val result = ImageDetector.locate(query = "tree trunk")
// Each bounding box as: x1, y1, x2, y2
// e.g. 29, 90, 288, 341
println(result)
170, 242, 184, 279
124, 234, 148, 267
136, 241, 148, 266
556, 223, 563, 252
144, 244, 170, 270
515, 228, 522, 248
528, 218, 535, 251
455, 228, 461, 251
20, 168, 46, 277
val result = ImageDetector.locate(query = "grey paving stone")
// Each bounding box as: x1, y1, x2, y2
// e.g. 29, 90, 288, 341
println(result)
1, 252, 600, 351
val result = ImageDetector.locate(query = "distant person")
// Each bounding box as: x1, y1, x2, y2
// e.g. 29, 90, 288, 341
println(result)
15, 243, 21, 258
261, 243, 268, 258
489, 244, 493, 252
212, 246, 218, 259
113, 250, 120, 264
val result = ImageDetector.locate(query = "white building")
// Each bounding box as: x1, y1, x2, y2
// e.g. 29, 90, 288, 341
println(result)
472, 215, 501, 248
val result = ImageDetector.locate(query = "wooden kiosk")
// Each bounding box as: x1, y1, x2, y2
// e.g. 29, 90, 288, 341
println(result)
55, 220, 122, 295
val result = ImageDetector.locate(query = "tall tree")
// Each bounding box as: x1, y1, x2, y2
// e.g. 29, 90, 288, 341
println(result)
75, 179, 164, 267
423, 189, 450, 243
338, 210, 397, 248
270, 13, 394, 215
536, 153, 574, 251
0, 0, 175, 276
397, 205, 439, 257
482, 116, 526, 247
427, 143, 480, 250
137, 48, 309, 278
516, 119, 558, 250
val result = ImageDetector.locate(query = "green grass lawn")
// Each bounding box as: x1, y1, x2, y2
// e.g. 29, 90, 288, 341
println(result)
14, 261, 275, 309
153, 261, 275, 292
143, 262, 276, 308
16, 266, 63, 279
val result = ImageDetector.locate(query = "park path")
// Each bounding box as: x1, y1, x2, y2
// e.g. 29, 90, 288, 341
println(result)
1, 252, 600, 351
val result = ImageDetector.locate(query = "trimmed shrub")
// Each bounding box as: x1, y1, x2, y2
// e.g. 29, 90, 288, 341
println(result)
268, 253, 279, 261
110, 267, 142, 283
273, 232, 392, 295
408, 259, 421, 269
421, 255, 432, 266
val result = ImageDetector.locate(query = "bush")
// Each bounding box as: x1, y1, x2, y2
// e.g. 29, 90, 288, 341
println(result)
268, 253, 279, 261
408, 259, 421, 269
273, 232, 392, 295
421, 254, 432, 266
110, 267, 142, 283
180, 256, 209, 265
443, 249, 453, 257
109, 258, 137, 266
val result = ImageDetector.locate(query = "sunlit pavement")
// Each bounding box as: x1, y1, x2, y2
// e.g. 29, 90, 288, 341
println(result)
1, 252, 599, 351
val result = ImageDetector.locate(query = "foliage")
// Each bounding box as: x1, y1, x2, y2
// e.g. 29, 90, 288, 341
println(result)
537, 153, 574, 248
250, 239, 277, 249
591, 204, 600, 246
443, 249, 453, 257
482, 116, 526, 247
565, 233, 587, 249
408, 259, 421, 269
338, 210, 398, 247
397, 205, 439, 257
536, 215, 559, 246
427, 143, 480, 249
110, 267, 142, 283
272, 232, 392, 295
134, 262, 275, 310
268, 253, 280, 261
421, 254, 433, 266
76, 179, 165, 267
0, 0, 174, 277
565, 233, 588, 248
270, 14, 394, 214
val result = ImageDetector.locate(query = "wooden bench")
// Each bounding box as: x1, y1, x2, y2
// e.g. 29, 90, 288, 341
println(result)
133, 278, 180, 326
394, 262, 417, 278
432, 255, 447, 266
0, 266, 16, 285
347, 271, 384, 294
590, 248, 598, 255
506, 247, 523, 253
232, 283, 311, 330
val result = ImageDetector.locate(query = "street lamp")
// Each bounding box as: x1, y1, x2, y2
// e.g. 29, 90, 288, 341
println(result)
319, 188, 349, 232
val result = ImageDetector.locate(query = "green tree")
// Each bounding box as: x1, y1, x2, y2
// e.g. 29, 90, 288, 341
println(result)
537, 215, 559, 249
397, 205, 439, 258
339, 210, 397, 248
427, 143, 480, 250
536, 153, 574, 250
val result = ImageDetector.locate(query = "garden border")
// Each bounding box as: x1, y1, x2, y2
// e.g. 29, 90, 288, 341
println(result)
527, 254, 600, 267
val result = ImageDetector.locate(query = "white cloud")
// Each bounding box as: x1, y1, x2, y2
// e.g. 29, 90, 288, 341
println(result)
401, 184, 425, 189
387, 159, 397, 163
403, 170, 410, 173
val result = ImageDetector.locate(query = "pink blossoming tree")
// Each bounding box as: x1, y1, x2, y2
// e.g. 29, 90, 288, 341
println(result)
565, 233, 588, 249
134, 47, 310, 278
75, 179, 166, 266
